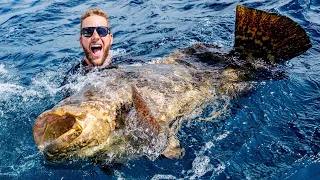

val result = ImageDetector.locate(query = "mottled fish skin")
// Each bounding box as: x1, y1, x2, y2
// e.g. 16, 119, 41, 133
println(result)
33, 47, 247, 162
33, 5, 311, 164
234, 5, 311, 63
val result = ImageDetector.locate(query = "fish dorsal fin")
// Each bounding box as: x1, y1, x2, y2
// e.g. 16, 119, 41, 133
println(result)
131, 85, 160, 137
234, 5, 312, 64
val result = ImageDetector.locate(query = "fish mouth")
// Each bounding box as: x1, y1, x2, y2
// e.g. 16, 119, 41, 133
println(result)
33, 112, 83, 154
33, 105, 114, 161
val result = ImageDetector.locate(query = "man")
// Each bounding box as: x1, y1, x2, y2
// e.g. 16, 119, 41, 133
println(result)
61, 7, 118, 92
66, 8, 116, 76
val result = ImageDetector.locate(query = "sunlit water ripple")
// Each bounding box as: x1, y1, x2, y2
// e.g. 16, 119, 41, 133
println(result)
0, 0, 319, 179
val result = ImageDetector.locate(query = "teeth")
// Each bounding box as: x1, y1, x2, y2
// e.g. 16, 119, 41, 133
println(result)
92, 44, 102, 48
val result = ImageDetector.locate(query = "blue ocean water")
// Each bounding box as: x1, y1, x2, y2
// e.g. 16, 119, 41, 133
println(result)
0, 0, 319, 179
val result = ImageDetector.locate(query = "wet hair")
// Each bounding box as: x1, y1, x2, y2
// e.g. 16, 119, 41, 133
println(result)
80, 8, 110, 31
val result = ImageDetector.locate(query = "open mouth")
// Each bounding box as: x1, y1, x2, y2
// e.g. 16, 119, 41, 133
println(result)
91, 44, 102, 56
33, 113, 82, 151
33, 104, 115, 161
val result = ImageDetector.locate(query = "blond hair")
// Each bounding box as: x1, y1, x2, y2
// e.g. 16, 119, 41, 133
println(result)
80, 8, 110, 31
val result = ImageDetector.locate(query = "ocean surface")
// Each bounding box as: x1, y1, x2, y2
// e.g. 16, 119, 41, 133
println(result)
0, 0, 319, 179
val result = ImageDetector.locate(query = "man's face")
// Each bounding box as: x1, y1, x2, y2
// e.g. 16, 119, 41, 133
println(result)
80, 15, 113, 66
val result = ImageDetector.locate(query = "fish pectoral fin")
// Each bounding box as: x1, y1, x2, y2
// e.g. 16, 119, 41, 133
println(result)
161, 136, 185, 159
130, 85, 160, 138
128, 85, 169, 160
234, 5, 311, 65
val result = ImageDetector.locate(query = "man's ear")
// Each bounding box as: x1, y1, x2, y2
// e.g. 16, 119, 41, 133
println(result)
79, 36, 83, 47
109, 34, 113, 45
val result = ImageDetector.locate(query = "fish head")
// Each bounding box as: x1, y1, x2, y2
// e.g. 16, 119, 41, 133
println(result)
33, 85, 175, 163
33, 102, 117, 162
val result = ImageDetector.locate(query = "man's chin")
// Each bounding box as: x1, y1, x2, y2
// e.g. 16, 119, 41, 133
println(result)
88, 56, 105, 66
91, 59, 104, 66
84, 49, 110, 66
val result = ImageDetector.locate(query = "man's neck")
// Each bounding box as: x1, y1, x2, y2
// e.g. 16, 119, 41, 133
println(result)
84, 58, 93, 66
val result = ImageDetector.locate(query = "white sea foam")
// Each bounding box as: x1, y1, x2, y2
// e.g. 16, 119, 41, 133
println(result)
32, 78, 61, 97
189, 155, 214, 179
112, 48, 127, 56
31, 70, 67, 97
0, 152, 39, 177
185, 156, 227, 179
203, 18, 211, 27
214, 131, 230, 141
214, 161, 226, 175
0, 82, 46, 102
151, 174, 177, 180
0, 64, 7, 74
0, 83, 24, 94
205, 141, 215, 150
0, 64, 46, 101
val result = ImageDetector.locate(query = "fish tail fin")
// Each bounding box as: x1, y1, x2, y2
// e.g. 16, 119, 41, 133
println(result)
234, 5, 312, 65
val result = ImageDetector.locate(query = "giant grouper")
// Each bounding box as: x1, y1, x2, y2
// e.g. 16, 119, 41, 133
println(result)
33, 5, 312, 165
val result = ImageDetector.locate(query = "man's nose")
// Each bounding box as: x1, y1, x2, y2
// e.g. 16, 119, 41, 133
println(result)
91, 29, 100, 40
